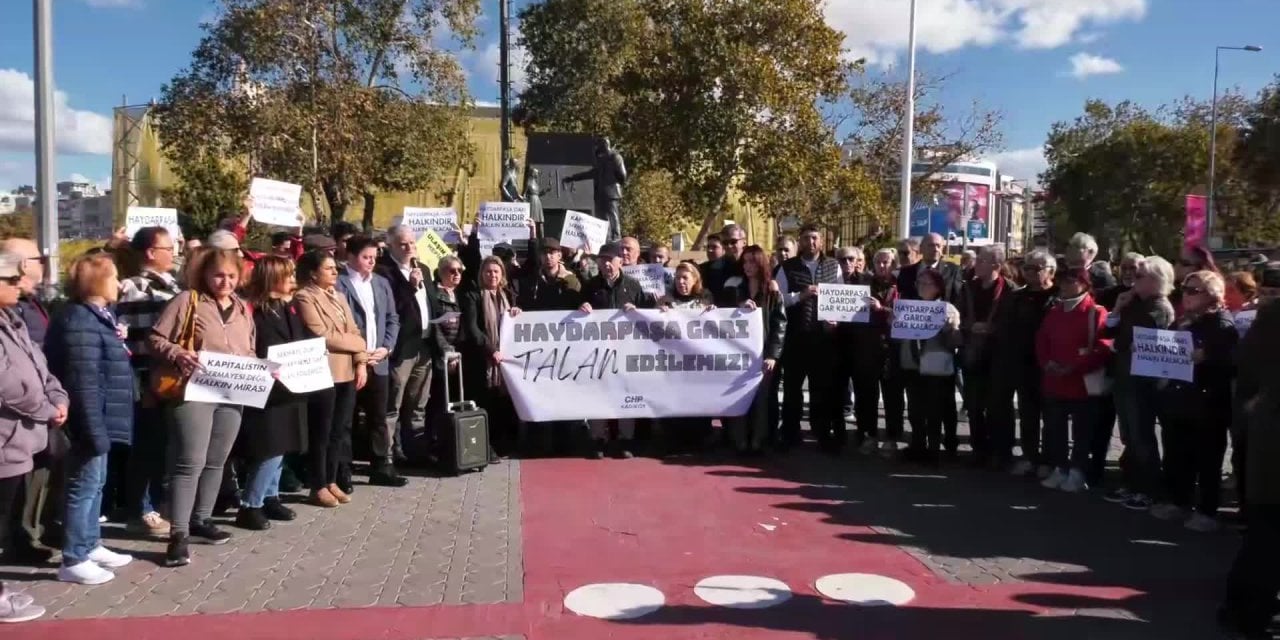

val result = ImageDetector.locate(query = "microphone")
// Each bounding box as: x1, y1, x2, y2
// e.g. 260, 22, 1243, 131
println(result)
409, 257, 425, 290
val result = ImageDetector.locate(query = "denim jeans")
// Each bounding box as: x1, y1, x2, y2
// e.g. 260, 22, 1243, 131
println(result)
62, 452, 108, 566
1114, 375, 1162, 497
240, 456, 283, 509
1042, 397, 1097, 471
125, 403, 168, 517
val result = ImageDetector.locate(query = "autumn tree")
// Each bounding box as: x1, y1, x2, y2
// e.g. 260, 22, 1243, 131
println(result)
518, 0, 853, 247
160, 154, 248, 239
620, 170, 696, 244
157, 0, 479, 225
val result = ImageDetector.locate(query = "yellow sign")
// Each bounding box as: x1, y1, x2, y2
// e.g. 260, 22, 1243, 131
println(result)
416, 228, 454, 274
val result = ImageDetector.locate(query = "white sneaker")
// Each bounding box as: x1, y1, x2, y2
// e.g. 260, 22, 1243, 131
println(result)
1184, 513, 1221, 533
1036, 464, 1054, 480
57, 560, 114, 585
1010, 460, 1034, 477
0, 591, 45, 624
87, 546, 133, 569
1060, 469, 1088, 493
1150, 503, 1188, 522
858, 439, 878, 455
1041, 468, 1066, 489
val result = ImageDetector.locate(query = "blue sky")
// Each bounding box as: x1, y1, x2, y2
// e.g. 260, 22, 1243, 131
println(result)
0, 0, 1277, 191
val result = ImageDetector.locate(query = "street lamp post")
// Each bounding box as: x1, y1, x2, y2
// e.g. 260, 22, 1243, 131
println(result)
33, 0, 58, 297
1207, 44, 1262, 245
897, 0, 918, 240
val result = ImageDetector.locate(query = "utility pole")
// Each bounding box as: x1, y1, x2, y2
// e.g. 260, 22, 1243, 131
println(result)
897, 0, 918, 240
33, 0, 59, 298
498, 0, 513, 163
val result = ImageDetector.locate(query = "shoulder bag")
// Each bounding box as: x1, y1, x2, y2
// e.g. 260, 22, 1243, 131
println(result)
1082, 305, 1112, 396
149, 291, 200, 401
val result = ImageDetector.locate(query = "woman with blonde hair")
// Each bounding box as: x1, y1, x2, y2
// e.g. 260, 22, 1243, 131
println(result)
233, 256, 310, 530
659, 261, 716, 453
149, 248, 255, 566
460, 255, 519, 460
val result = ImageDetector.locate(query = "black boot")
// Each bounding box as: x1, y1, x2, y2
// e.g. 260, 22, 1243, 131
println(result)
234, 507, 271, 531
368, 460, 408, 487
165, 533, 190, 567
262, 497, 296, 521
336, 464, 354, 495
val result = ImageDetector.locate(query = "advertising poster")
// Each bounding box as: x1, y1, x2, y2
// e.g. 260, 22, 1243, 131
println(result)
913, 183, 991, 245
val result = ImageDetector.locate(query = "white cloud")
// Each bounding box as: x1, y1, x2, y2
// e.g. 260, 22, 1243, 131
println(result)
1066, 52, 1124, 79
84, 0, 143, 8
984, 146, 1048, 186
823, 0, 1146, 66
471, 41, 528, 93
0, 69, 113, 155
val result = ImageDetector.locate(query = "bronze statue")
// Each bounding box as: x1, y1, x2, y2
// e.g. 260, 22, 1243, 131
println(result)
562, 137, 627, 242
523, 166, 545, 238
500, 157, 522, 203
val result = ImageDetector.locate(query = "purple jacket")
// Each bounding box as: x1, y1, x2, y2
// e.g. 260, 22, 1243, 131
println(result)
0, 308, 68, 479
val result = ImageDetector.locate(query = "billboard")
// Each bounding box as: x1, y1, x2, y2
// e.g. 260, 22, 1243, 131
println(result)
908, 182, 991, 245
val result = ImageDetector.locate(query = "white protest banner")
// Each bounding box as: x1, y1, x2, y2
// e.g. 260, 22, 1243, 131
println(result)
248, 178, 304, 227
499, 308, 764, 421
817, 283, 872, 323
890, 299, 947, 340
266, 338, 333, 394
1130, 327, 1194, 383
559, 210, 608, 252
1234, 309, 1257, 337
184, 352, 274, 408
403, 207, 460, 244
476, 202, 530, 258
125, 206, 181, 241
623, 264, 670, 297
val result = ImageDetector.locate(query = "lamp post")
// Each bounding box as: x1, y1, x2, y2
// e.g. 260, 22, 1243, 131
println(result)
897, 0, 918, 240
33, 0, 58, 297
1207, 44, 1262, 245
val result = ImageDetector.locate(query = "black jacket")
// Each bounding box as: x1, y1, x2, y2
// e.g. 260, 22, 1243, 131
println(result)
581, 274, 657, 311
897, 260, 964, 303
1102, 293, 1176, 377
834, 272, 896, 372
700, 256, 745, 308
240, 299, 310, 459
376, 256, 446, 362
515, 268, 582, 311
1161, 308, 1237, 407
989, 286, 1056, 371
730, 281, 786, 361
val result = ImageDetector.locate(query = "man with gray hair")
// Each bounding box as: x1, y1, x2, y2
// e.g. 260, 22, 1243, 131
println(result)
958, 245, 1012, 466
701, 223, 747, 307
1067, 232, 1116, 290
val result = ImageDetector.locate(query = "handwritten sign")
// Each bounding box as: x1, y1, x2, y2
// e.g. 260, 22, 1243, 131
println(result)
125, 206, 181, 241
559, 210, 608, 252
890, 299, 947, 340
403, 207, 460, 244
1234, 309, 1257, 337
184, 352, 274, 408
1130, 327, 1194, 382
249, 178, 304, 227
817, 283, 872, 323
624, 264, 670, 297
266, 338, 333, 394
416, 228, 454, 274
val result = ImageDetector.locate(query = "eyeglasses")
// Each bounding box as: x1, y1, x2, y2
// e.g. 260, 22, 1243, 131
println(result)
838, 256, 857, 262
0, 275, 21, 286
444, 268, 464, 275
1182, 285, 1206, 295
1021, 264, 1045, 272
724, 238, 743, 245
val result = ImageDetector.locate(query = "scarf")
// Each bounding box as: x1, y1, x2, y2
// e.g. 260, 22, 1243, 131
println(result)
1060, 293, 1087, 312
482, 289, 508, 390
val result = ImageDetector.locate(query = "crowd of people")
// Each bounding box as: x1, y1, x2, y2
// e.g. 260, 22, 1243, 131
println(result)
0, 203, 1278, 636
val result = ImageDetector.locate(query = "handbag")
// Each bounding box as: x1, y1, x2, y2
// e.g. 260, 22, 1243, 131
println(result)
919, 346, 955, 377
149, 291, 200, 400
1082, 305, 1112, 396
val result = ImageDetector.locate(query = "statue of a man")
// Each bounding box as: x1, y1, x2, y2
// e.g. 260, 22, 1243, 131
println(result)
562, 137, 627, 242
500, 157, 522, 203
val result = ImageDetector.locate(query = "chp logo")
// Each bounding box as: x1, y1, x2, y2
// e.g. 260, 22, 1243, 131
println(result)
620, 395, 647, 410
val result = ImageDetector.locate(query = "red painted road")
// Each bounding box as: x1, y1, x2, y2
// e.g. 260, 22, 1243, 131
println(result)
3, 458, 1137, 640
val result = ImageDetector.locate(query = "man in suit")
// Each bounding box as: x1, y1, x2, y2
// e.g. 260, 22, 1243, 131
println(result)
337, 234, 404, 487
896, 231, 963, 454
376, 225, 448, 468
562, 137, 628, 243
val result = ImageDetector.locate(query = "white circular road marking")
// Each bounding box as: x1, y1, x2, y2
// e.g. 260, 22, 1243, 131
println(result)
814, 573, 915, 606
694, 575, 793, 609
564, 583, 666, 620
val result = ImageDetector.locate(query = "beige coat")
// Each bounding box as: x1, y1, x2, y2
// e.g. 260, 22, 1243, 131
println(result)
149, 290, 256, 364
294, 284, 368, 383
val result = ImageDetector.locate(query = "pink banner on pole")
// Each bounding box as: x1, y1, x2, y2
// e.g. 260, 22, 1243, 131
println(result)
1184, 194, 1207, 250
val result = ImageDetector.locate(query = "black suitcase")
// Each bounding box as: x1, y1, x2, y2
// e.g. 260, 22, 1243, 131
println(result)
441, 353, 490, 474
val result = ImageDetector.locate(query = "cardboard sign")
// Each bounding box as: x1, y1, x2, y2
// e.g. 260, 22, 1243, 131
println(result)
476, 202, 530, 258
890, 299, 947, 340
249, 178, 304, 227
1130, 327, 1194, 382
623, 264, 670, 297
184, 352, 274, 408
266, 338, 333, 394
559, 210, 608, 252
416, 228, 454, 274
403, 207, 460, 244
817, 283, 873, 323
125, 206, 181, 241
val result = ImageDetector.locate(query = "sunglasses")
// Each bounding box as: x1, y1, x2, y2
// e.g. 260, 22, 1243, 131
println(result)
444, 268, 464, 275
1021, 264, 1045, 272
0, 275, 21, 286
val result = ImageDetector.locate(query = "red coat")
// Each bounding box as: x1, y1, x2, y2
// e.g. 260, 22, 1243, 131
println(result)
1035, 294, 1113, 400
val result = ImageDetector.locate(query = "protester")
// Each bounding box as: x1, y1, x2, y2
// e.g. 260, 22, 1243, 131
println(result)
1227, 271, 1257, 311
650, 243, 671, 268
150, 248, 256, 566
1065, 232, 1116, 291
899, 269, 962, 465
958, 246, 1011, 466
896, 238, 921, 271
1103, 256, 1176, 511
776, 225, 841, 453
897, 233, 962, 452
461, 256, 519, 461
838, 247, 901, 454
513, 239, 581, 456
0, 251, 66, 623
1035, 267, 1111, 493
1172, 245, 1219, 315
772, 236, 796, 273
700, 224, 747, 307
294, 251, 368, 508
658, 262, 716, 453
728, 246, 785, 455
703, 234, 724, 263
1151, 270, 1237, 532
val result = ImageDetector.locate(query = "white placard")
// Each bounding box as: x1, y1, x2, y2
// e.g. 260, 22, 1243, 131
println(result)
890, 299, 947, 340
818, 283, 873, 323
184, 351, 275, 408
1234, 309, 1257, 337
476, 202, 530, 258
499, 308, 764, 420
623, 264, 670, 297
248, 178, 304, 227
559, 210, 608, 252
266, 338, 334, 394
125, 206, 182, 241
403, 207, 460, 244
1130, 327, 1194, 383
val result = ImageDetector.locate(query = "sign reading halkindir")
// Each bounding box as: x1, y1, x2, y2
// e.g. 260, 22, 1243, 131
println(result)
498, 308, 764, 421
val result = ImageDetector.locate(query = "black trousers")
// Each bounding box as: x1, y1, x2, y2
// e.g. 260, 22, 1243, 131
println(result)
941, 375, 959, 452
1158, 396, 1229, 515
306, 383, 356, 490
355, 373, 390, 463
1223, 505, 1280, 635
1087, 395, 1117, 486
0, 475, 23, 569
782, 331, 837, 448
907, 372, 954, 453
767, 360, 784, 445
962, 366, 994, 459
989, 366, 1043, 463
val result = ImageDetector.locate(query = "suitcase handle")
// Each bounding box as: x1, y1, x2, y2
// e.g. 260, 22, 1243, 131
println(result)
444, 349, 474, 414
